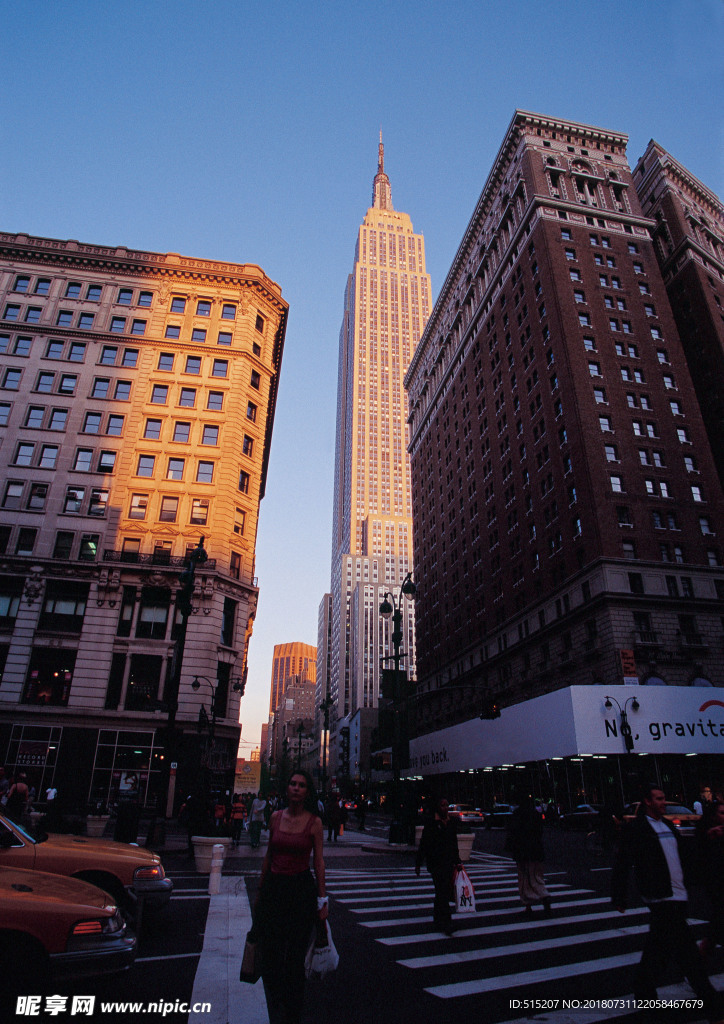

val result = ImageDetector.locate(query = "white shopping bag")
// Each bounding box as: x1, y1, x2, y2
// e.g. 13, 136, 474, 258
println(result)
454, 867, 476, 913
304, 919, 339, 979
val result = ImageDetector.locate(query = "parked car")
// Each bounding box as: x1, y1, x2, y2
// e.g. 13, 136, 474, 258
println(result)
483, 803, 517, 829
0, 864, 136, 1006
448, 804, 485, 825
0, 811, 173, 909
558, 804, 603, 830
622, 801, 699, 837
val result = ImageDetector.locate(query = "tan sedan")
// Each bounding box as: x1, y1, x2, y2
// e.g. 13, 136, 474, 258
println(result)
0, 811, 172, 908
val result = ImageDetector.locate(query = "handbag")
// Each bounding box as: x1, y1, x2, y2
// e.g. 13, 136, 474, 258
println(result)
304, 919, 339, 980
239, 929, 261, 984
454, 867, 476, 913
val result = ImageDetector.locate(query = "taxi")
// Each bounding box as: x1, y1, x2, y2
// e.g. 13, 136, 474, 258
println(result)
0, 811, 172, 909
0, 864, 136, 1005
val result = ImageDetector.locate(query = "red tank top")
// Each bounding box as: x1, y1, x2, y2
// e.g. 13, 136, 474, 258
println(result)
269, 811, 315, 875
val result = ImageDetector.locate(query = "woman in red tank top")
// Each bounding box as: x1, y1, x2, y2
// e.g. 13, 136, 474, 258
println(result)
254, 770, 327, 1024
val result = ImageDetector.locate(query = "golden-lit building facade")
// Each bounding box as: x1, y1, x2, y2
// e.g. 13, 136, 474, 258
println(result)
0, 231, 287, 812
328, 138, 431, 738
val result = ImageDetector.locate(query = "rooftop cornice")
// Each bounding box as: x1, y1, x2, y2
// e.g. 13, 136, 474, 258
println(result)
637, 141, 724, 220
0, 232, 288, 309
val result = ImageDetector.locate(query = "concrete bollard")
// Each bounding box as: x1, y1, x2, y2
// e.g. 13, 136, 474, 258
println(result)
208, 843, 224, 895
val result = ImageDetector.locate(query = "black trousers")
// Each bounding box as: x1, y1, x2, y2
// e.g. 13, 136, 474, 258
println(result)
430, 866, 454, 929
635, 900, 719, 1012
258, 870, 316, 1024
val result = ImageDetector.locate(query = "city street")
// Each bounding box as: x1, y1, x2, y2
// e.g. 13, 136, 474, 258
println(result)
24, 822, 724, 1024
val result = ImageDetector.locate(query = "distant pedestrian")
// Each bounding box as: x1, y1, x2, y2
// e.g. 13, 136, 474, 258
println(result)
5, 773, 30, 824
356, 796, 367, 831
230, 795, 246, 845
325, 794, 341, 842
505, 793, 551, 916
249, 793, 267, 849
415, 797, 462, 935
696, 799, 724, 957
254, 771, 327, 1024
612, 783, 724, 1022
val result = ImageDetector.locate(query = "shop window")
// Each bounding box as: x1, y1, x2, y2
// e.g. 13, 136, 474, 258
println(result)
124, 654, 163, 711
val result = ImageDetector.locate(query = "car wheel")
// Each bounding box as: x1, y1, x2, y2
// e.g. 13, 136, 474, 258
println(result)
72, 871, 126, 909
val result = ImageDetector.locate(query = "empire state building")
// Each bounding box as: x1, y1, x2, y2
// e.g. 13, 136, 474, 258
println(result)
326, 138, 431, 729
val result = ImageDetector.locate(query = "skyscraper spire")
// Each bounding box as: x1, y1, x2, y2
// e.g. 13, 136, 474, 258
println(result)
372, 131, 393, 210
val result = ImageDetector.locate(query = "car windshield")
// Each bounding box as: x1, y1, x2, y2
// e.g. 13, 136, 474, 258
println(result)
666, 804, 694, 815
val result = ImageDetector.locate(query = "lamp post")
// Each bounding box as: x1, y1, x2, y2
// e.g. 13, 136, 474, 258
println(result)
160, 537, 207, 822
605, 694, 640, 753
379, 571, 416, 844
295, 720, 312, 770
319, 693, 334, 798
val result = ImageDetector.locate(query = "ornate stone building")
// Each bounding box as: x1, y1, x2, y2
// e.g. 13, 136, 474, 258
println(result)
0, 231, 287, 812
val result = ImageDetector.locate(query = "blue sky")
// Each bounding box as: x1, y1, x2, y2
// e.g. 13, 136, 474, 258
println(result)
3, 0, 722, 749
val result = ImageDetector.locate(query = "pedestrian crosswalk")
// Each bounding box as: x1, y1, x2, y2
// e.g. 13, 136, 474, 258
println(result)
324, 852, 720, 1022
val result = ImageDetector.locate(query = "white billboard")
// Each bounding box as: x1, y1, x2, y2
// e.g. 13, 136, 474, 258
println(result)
407, 685, 724, 776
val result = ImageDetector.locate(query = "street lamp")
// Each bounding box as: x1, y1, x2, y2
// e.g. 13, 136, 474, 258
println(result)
160, 536, 207, 822
379, 571, 416, 844
191, 674, 245, 750
605, 694, 640, 752
295, 720, 312, 770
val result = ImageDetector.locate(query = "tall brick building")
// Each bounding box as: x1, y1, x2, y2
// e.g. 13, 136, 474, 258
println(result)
405, 113, 724, 805
0, 231, 287, 812
634, 142, 724, 489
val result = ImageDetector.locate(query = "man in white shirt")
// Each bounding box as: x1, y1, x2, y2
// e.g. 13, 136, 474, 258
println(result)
612, 784, 723, 1023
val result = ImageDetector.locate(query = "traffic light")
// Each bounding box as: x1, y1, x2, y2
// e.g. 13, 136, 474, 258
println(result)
480, 700, 501, 720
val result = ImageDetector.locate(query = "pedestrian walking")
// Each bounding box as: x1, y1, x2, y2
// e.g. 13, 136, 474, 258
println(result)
254, 770, 327, 1024
249, 792, 267, 849
696, 799, 724, 957
415, 797, 462, 935
5, 772, 30, 824
612, 783, 724, 1023
325, 793, 341, 842
230, 794, 246, 845
505, 792, 552, 916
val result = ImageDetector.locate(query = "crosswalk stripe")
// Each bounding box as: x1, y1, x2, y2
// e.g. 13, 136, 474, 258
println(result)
376, 906, 648, 944
400, 924, 650, 967
425, 952, 640, 998
334, 882, 573, 905
341, 885, 591, 911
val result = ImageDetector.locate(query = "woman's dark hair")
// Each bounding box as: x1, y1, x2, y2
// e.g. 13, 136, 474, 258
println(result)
286, 769, 319, 815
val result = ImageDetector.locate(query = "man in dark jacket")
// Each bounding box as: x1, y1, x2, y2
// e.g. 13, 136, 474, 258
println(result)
415, 798, 461, 935
612, 783, 724, 1022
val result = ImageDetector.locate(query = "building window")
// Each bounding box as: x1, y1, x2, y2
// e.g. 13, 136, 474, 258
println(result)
691, 485, 703, 502
179, 388, 196, 408
196, 300, 211, 317
610, 475, 623, 493
114, 380, 132, 400
63, 486, 84, 514
238, 470, 250, 494
138, 291, 153, 307
74, 448, 93, 472
230, 552, 241, 579
107, 414, 124, 436
167, 458, 185, 480
125, 653, 163, 711
255, 313, 265, 333
212, 359, 228, 378
165, 324, 181, 339
190, 498, 209, 525
207, 391, 224, 411
185, 356, 201, 374
79, 534, 99, 561
233, 507, 245, 535
53, 531, 74, 560
122, 348, 138, 367
221, 303, 236, 320
217, 331, 232, 346
91, 378, 110, 398
68, 343, 86, 362
170, 297, 186, 313
173, 422, 191, 443
78, 313, 95, 330
158, 353, 174, 371
131, 319, 146, 335
129, 494, 148, 520
201, 425, 218, 446
3, 368, 22, 390
243, 435, 254, 457
14, 443, 34, 467
26, 483, 48, 511
144, 419, 162, 440
159, 496, 179, 523
98, 450, 116, 473
15, 527, 37, 556
250, 370, 261, 390
136, 589, 170, 640
88, 488, 108, 516
605, 444, 618, 462
247, 402, 257, 422
191, 328, 207, 343
117, 289, 133, 305
196, 461, 214, 483
121, 538, 141, 562
137, 455, 155, 477
110, 317, 126, 333
151, 385, 168, 404
39, 445, 58, 469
